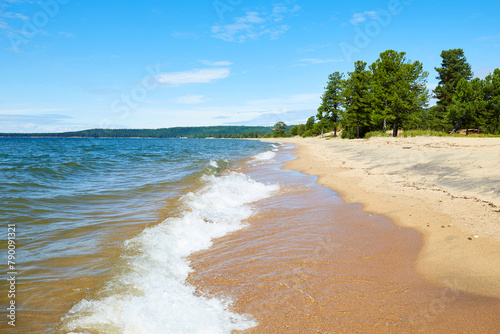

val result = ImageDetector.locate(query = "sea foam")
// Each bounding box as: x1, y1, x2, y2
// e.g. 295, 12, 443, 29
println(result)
251, 150, 276, 163
59, 170, 278, 334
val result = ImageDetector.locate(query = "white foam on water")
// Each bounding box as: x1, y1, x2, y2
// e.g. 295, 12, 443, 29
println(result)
59, 171, 278, 334
251, 150, 276, 163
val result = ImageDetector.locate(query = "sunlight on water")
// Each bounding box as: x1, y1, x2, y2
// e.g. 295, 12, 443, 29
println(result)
0, 138, 278, 333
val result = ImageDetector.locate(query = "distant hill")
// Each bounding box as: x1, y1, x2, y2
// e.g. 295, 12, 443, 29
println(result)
0, 126, 277, 139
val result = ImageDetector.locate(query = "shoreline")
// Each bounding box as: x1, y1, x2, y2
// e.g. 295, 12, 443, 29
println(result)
187, 142, 500, 332
261, 136, 500, 299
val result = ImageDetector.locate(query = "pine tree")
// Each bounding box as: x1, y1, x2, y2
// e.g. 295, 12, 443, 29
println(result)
342, 61, 372, 139
370, 50, 429, 137
484, 69, 500, 133
448, 78, 485, 135
316, 102, 328, 138
272, 121, 287, 137
433, 49, 473, 130
305, 116, 315, 131
319, 72, 344, 137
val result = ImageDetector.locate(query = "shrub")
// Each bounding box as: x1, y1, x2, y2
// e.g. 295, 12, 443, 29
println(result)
365, 131, 390, 139
301, 130, 314, 137
340, 128, 356, 139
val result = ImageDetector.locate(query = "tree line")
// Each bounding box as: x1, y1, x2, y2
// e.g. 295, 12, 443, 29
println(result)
282, 48, 500, 139
0, 126, 277, 139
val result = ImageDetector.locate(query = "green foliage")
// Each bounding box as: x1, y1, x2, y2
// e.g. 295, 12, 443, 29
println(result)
400, 130, 500, 138
319, 71, 344, 137
301, 130, 314, 137
418, 106, 448, 131
364, 131, 390, 139
297, 124, 306, 136
370, 50, 429, 137
272, 121, 288, 137
448, 78, 486, 134
340, 127, 356, 139
341, 60, 372, 138
305, 116, 315, 131
290, 125, 299, 136
483, 68, 500, 133
433, 48, 473, 127
312, 49, 500, 138
312, 122, 324, 136
401, 130, 452, 137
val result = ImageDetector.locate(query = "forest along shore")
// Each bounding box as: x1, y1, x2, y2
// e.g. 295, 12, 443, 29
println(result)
260, 136, 500, 299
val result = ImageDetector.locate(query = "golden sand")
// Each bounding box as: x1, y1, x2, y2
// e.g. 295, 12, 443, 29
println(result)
272, 136, 500, 299
188, 138, 500, 333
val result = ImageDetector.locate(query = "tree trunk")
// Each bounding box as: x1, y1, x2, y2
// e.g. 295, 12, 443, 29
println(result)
383, 119, 387, 132
356, 121, 360, 139
333, 124, 337, 137
466, 128, 469, 136
321, 127, 323, 138
392, 119, 398, 137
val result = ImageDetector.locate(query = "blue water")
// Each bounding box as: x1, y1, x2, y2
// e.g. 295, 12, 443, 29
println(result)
0, 138, 280, 333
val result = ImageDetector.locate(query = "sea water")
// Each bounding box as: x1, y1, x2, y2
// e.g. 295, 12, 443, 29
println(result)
0, 138, 279, 333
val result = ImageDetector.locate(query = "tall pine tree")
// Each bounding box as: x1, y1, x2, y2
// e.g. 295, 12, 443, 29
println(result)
448, 78, 485, 135
484, 69, 500, 133
433, 48, 473, 130
370, 50, 429, 137
318, 71, 344, 137
342, 61, 372, 139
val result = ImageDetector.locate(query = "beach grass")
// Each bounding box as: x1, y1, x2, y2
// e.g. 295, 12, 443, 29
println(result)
363, 129, 500, 138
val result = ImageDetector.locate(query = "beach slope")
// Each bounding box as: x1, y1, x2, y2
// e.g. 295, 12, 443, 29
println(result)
266, 136, 500, 299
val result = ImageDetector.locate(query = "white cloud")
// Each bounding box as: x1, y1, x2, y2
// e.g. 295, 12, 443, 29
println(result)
350, 11, 378, 25
271, 4, 300, 22
226, 109, 313, 126
0, 113, 74, 133
199, 60, 233, 66
0, 9, 28, 34
2, 11, 29, 20
171, 95, 207, 104
476, 34, 500, 41
217, 93, 322, 123
157, 68, 230, 86
211, 4, 299, 42
150, 93, 321, 127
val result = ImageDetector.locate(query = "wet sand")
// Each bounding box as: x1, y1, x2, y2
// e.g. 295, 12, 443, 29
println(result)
187, 144, 500, 333
268, 136, 500, 300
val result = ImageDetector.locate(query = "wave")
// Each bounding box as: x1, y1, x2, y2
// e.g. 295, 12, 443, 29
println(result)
251, 150, 276, 163
59, 170, 279, 333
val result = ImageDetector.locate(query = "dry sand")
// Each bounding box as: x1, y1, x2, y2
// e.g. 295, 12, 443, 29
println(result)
266, 135, 500, 299
187, 141, 500, 333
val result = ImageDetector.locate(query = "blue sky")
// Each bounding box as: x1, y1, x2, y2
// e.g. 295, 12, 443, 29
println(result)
0, 0, 499, 132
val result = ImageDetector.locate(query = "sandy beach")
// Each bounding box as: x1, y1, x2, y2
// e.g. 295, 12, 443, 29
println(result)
187, 139, 500, 333
268, 136, 500, 299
